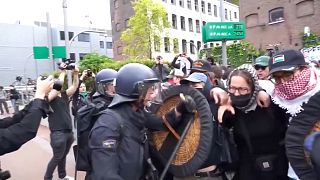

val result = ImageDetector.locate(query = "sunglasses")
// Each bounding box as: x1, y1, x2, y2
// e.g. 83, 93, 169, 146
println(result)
254, 65, 267, 70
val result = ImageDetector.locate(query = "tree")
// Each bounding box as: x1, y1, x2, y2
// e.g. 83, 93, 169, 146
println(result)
79, 53, 114, 73
200, 41, 263, 67
121, 0, 170, 59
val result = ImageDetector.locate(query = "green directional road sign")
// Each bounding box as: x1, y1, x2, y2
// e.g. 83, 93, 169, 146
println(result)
33, 46, 66, 59
52, 46, 66, 58
33, 46, 49, 59
202, 22, 246, 43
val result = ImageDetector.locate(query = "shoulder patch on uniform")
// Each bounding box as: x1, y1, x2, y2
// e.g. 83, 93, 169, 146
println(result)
102, 139, 117, 149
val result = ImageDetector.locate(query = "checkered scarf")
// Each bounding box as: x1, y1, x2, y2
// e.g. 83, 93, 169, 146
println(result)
227, 64, 260, 113
274, 68, 316, 100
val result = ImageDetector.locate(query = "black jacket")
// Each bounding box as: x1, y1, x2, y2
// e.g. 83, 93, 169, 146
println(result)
0, 99, 49, 155
222, 102, 289, 180
286, 91, 320, 180
88, 103, 179, 180
151, 64, 170, 82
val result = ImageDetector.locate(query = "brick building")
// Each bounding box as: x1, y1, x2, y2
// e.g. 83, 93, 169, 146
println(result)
240, 0, 320, 52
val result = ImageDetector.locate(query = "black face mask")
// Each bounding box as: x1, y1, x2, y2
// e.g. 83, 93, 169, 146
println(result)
230, 93, 252, 108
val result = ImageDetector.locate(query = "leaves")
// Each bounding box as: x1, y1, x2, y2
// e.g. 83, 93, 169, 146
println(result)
121, 0, 170, 59
302, 32, 320, 48
200, 41, 263, 67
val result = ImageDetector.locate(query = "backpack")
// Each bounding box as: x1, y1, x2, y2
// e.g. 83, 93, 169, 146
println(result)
73, 101, 108, 171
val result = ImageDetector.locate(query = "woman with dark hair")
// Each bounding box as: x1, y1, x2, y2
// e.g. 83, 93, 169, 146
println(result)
218, 64, 289, 180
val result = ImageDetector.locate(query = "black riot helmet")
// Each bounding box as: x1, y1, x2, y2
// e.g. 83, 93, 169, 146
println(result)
109, 63, 160, 107
95, 69, 117, 96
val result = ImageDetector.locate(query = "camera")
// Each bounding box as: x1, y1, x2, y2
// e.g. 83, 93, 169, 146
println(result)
87, 69, 92, 77
40, 76, 63, 91
57, 58, 76, 70
16, 76, 23, 82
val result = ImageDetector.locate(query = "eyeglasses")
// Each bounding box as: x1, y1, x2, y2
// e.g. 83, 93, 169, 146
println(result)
228, 86, 250, 95
271, 71, 295, 84
254, 65, 267, 70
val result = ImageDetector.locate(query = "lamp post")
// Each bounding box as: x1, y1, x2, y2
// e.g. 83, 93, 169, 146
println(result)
220, 0, 227, 66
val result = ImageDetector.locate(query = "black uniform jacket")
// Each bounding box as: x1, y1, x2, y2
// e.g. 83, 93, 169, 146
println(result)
0, 99, 49, 155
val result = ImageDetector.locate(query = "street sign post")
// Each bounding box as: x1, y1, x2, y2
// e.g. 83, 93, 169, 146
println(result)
33, 46, 66, 59
202, 22, 246, 43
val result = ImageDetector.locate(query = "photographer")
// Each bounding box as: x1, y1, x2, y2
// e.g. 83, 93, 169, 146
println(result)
171, 53, 193, 76
0, 76, 53, 155
71, 69, 95, 116
44, 62, 79, 180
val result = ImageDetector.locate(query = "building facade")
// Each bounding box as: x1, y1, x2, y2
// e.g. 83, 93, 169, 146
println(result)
240, 0, 320, 52
110, 0, 239, 61
0, 23, 113, 86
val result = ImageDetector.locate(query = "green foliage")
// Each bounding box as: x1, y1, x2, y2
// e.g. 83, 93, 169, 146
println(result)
121, 0, 170, 59
79, 53, 114, 73
302, 32, 320, 48
232, 0, 239, 5
79, 53, 156, 71
200, 41, 263, 67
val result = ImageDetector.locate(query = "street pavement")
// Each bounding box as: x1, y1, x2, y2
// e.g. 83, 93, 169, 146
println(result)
1, 114, 86, 180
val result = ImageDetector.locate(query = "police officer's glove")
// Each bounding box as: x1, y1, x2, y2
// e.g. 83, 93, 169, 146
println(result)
176, 95, 196, 114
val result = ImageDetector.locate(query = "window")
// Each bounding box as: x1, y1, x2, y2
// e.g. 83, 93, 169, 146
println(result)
182, 39, 187, 53
190, 40, 195, 54
296, 0, 314, 17
172, 14, 177, 29
246, 13, 259, 27
125, 19, 129, 28
59, 31, 74, 40
164, 37, 170, 52
154, 36, 160, 52
106, 42, 113, 49
196, 20, 200, 33
195, 0, 199, 11
225, 8, 228, 20
173, 38, 179, 53
213, 5, 218, 17
79, 53, 88, 60
197, 41, 201, 51
201, 1, 205, 13
269, 7, 284, 23
179, 0, 184, 7
229, 10, 232, 20
70, 53, 76, 61
208, 3, 212, 15
187, 0, 191, 9
162, 0, 167, 2
210, 43, 214, 47
114, 0, 119, 8
100, 41, 104, 48
116, 23, 121, 31
171, 0, 176, 5
234, 12, 237, 19
180, 16, 186, 30
78, 33, 90, 42
188, 18, 193, 32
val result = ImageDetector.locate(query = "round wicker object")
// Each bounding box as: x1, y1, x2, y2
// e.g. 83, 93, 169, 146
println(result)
151, 85, 213, 177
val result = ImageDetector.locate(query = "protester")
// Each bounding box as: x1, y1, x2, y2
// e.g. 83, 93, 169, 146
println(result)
0, 76, 53, 155
8, 85, 19, 113
0, 86, 9, 114
171, 53, 193, 76
267, 49, 320, 180
44, 63, 79, 180
254, 56, 270, 80
218, 64, 289, 180
152, 55, 171, 82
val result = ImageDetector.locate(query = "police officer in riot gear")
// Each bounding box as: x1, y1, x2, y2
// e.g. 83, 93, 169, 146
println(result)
88, 63, 196, 180
92, 68, 118, 105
